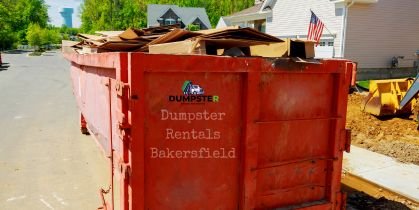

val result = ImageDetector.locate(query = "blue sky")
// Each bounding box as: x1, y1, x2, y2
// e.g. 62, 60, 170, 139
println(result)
45, 0, 83, 28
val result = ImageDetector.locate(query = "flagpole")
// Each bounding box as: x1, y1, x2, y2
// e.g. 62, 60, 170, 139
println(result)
323, 23, 336, 38
309, 9, 336, 57
310, 9, 335, 38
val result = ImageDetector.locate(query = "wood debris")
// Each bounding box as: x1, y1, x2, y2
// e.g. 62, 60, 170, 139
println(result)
63, 24, 316, 59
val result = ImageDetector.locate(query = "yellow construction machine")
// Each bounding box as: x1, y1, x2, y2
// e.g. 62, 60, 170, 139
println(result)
361, 74, 419, 119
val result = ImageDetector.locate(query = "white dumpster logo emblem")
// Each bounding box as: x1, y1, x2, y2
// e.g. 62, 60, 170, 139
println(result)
182, 80, 204, 95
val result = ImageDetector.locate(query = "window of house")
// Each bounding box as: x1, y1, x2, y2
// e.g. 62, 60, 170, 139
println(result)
165, 18, 176, 25
328, 42, 334, 46
159, 8, 181, 26
191, 18, 207, 30
335, 8, 343, 16
254, 19, 266, 33
319, 42, 326, 46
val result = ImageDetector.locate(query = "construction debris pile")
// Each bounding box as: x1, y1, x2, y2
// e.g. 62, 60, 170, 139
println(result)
63, 25, 316, 59
347, 93, 419, 165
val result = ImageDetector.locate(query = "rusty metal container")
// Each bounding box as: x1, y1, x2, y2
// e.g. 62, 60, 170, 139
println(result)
64, 52, 354, 210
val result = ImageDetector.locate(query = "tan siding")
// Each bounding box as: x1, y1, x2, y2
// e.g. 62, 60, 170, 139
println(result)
267, 0, 344, 57
346, 0, 419, 68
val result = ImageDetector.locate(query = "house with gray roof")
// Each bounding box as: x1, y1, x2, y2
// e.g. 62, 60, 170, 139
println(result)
147, 4, 212, 30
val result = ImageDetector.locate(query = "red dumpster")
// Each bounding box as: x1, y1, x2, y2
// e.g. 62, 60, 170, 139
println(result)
64, 52, 354, 210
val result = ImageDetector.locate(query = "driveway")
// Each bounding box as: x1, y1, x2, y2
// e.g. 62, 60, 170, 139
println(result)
0, 51, 109, 209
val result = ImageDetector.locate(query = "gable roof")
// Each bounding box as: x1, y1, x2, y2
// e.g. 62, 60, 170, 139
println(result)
222, 0, 276, 20
260, 0, 277, 12
229, 3, 263, 17
147, 4, 212, 29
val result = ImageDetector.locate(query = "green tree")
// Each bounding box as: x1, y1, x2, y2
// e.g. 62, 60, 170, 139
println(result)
187, 24, 200, 31
27, 23, 43, 49
13, 0, 48, 44
60, 26, 79, 37
41, 28, 61, 48
0, 0, 16, 49
0, 0, 48, 49
80, 0, 255, 33
0, 31, 17, 50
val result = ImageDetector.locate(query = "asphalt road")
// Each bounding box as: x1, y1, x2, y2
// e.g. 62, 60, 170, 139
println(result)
0, 51, 109, 209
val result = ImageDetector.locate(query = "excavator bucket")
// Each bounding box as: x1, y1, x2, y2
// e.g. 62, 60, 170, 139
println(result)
361, 78, 416, 116
400, 74, 419, 109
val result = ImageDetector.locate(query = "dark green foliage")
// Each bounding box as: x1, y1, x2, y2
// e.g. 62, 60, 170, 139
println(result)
187, 24, 201, 31
0, 0, 79, 50
27, 24, 65, 50
0, 0, 48, 49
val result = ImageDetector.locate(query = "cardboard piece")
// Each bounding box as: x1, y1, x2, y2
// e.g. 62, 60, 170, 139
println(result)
105, 36, 124, 42
98, 41, 148, 51
149, 38, 277, 56
119, 28, 144, 40
250, 41, 289, 58
75, 46, 98, 54
147, 27, 285, 56
289, 39, 316, 59
142, 24, 180, 35
78, 33, 105, 41
62, 40, 81, 54
149, 39, 206, 55
199, 28, 284, 43
95, 31, 125, 37
140, 34, 164, 40
250, 39, 316, 59
199, 38, 275, 48
138, 29, 201, 52
197, 26, 240, 35
69, 26, 316, 60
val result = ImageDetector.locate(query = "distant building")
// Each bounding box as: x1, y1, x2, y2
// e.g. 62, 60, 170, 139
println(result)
60, 8, 74, 28
147, 4, 211, 30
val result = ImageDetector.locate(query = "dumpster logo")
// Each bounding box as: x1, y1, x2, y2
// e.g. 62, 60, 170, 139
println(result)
182, 80, 204, 95
168, 81, 219, 103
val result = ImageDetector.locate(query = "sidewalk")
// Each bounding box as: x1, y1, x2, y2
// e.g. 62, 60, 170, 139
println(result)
343, 146, 419, 205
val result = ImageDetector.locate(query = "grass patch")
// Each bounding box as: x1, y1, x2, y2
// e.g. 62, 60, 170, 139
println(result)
28, 51, 43, 56
356, 80, 369, 90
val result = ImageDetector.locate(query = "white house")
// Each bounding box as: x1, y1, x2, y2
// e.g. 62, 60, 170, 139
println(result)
217, 0, 419, 79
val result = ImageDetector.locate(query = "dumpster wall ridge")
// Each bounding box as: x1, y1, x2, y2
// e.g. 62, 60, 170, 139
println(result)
64, 52, 127, 69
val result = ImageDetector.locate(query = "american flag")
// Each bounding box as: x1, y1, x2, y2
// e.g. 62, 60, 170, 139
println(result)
307, 11, 325, 45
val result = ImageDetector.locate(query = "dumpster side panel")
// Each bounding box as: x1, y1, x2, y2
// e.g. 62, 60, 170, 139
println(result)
143, 72, 243, 210
258, 73, 336, 120
70, 63, 115, 154
129, 54, 262, 210
129, 54, 352, 210
254, 73, 337, 209
67, 53, 129, 162
67, 53, 131, 209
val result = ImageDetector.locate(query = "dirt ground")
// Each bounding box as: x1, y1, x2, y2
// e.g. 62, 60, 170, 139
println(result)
343, 185, 414, 210
346, 93, 419, 165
